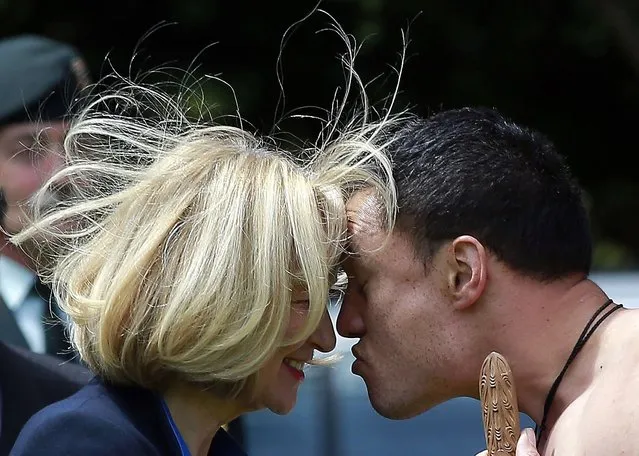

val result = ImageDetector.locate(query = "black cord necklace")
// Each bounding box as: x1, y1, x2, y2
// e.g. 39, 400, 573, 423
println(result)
535, 298, 622, 446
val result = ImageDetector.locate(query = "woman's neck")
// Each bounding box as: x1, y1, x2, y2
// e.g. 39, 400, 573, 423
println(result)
162, 384, 245, 456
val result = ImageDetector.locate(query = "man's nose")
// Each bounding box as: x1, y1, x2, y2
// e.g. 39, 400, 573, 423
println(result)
336, 289, 366, 338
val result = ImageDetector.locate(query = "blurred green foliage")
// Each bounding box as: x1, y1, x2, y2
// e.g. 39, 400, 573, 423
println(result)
1, 0, 637, 269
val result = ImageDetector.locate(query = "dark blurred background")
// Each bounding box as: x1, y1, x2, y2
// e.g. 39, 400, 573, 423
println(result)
2, 0, 638, 270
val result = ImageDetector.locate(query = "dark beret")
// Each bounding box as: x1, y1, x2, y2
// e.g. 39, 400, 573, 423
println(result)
0, 34, 90, 126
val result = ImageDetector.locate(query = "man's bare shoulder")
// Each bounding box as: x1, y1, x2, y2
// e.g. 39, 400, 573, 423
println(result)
570, 310, 639, 453
545, 310, 639, 455
575, 370, 639, 454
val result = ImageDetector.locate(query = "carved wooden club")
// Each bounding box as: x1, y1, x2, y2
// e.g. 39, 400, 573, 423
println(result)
479, 352, 521, 456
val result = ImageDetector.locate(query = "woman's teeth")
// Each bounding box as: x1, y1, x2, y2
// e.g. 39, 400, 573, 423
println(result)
284, 359, 305, 370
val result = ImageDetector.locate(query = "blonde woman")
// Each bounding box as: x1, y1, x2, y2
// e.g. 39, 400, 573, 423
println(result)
8, 73, 398, 456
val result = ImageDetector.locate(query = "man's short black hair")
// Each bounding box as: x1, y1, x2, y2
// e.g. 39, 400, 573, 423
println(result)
388, 107, 592, 281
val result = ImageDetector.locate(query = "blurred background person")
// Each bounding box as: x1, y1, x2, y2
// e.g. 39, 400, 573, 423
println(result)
0, 34, 89, 360
0, 33, 93, 456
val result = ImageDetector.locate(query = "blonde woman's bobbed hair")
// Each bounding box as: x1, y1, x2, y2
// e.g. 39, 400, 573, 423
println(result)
13, 36, 404, 395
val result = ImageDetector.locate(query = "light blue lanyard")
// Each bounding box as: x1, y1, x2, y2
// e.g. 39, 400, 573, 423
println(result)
160, 398, 192, 456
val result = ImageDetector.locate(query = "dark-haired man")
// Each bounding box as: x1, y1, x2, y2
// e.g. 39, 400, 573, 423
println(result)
338, 107, 638, 455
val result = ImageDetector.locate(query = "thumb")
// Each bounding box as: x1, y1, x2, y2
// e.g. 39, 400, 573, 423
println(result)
516, 428, 539, 456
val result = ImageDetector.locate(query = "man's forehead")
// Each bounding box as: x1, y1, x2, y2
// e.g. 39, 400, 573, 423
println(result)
345, 189, 386, 257
346, 189, 383, 234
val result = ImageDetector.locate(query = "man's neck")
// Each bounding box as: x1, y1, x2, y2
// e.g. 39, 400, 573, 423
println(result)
483, 277, 613, 426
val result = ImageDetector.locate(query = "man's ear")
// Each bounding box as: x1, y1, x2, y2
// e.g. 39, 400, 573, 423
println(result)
445, 235, 487, 310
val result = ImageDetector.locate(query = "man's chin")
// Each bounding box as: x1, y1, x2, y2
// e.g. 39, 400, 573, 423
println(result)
367, 388, 430, 420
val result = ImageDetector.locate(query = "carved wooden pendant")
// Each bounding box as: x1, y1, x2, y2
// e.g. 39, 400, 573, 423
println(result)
479, 352, 521, 456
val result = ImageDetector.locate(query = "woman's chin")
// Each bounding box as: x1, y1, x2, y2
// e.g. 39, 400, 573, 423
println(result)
267, 395, 298, 415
